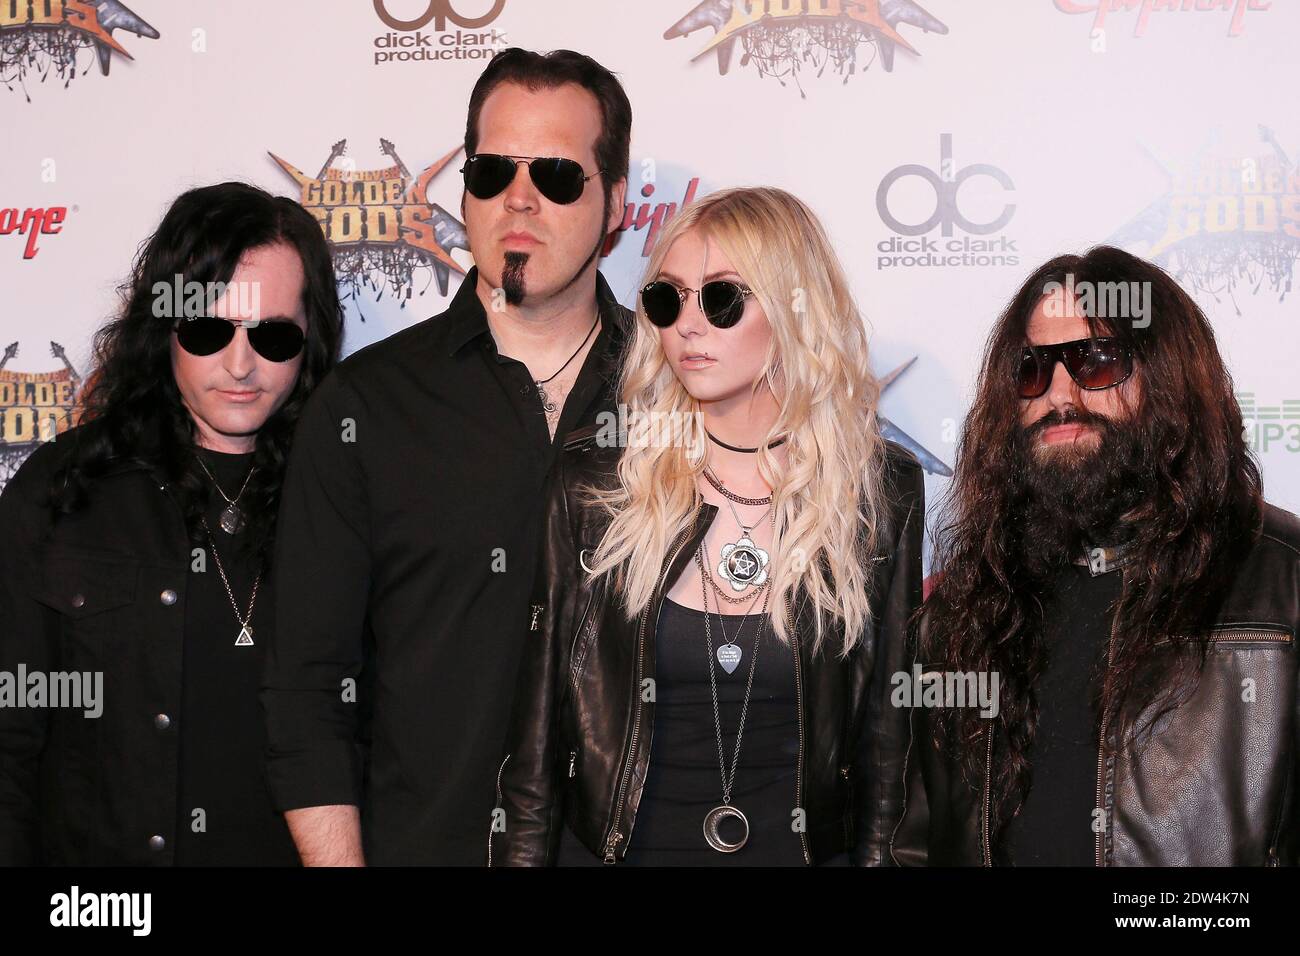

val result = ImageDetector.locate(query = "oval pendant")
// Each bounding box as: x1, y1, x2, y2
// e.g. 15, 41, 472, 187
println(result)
703, 804, 750, 853
219, 504, 245, 535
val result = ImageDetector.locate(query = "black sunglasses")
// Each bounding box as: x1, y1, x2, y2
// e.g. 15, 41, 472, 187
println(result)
460, 153, 602, 205
1018, 336, 1134, 399
640, 280, 755, 329
174, 317, 306, 362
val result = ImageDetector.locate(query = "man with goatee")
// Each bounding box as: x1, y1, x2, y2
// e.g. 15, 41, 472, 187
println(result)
262, 48, 633, 865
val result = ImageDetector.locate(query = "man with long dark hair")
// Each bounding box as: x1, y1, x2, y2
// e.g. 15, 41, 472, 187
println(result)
262, 49, 633, 865
0, 182, 342, 865
892, 245, 1299, 866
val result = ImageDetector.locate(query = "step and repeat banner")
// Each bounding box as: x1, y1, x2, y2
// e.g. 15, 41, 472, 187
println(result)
2, 0, 1297, 548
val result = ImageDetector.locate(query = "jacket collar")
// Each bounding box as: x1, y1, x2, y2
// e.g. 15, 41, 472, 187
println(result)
81, 417, 168, 482
1072, 540, 1135, 576
446, 265, 632, 382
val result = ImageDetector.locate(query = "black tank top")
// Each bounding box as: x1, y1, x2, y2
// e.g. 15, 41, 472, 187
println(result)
558, 596, 813, 865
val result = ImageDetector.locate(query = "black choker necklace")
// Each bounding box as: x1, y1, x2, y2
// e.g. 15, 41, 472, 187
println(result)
705, 429, 787, 454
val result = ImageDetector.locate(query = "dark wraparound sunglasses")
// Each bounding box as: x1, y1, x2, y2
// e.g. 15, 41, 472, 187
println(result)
174, 317, 306, 362
460, 153, 602, 205
641, 280, 755, 329
1018, 336, 1134, 399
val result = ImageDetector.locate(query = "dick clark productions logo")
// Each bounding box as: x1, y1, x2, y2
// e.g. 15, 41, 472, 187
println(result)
371, 0, 507, 65
875, 134, 1019, 270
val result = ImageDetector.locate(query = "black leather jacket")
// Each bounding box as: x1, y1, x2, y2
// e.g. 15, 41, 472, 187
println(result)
490, 426, 924, 866
891, 503, 1300, 867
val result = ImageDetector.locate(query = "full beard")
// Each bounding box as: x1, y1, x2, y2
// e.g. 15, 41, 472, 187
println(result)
1012, 406, 1153, 579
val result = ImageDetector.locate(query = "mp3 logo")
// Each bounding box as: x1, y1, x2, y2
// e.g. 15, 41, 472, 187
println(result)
876, 134, 1016, 237
373, 0, 506, 31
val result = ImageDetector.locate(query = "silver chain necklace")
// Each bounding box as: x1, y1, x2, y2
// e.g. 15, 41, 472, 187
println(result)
200, 516, 261, 646
196, 456, 255, 535
695, 545, 769, 853
706, 468, 774, 594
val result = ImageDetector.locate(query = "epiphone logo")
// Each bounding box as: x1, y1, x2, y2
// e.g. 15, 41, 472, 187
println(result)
1, 206, 68, 259
373, 0, 506, 31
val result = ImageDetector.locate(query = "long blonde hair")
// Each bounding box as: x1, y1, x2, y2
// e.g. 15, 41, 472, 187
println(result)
584, 186, 886, 656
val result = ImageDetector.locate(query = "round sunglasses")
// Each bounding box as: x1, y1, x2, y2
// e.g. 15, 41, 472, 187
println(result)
174, 316, 306, 363
640, 279, 755, 329
460, 153, 602, 205
1018, 336, 1133, 399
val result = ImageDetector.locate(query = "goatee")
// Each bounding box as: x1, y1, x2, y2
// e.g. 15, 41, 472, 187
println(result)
501, 252, 529, 306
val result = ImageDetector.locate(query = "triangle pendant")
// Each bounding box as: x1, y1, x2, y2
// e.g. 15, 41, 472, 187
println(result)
235, 626, 254, 647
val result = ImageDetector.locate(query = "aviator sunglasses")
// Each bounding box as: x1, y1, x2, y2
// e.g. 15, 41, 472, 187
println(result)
1018, 336, 1134, 399
460, 153, 603, 205
640, 279, 755, 329
173, 316, 306, 363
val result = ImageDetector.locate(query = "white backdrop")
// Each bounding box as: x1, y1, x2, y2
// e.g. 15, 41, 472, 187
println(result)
3, 0, 1297, 553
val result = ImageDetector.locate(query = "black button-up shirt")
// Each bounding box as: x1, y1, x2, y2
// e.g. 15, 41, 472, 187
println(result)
262, 266, 630, 864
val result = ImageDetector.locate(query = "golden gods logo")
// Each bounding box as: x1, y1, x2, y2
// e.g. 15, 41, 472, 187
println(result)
1110, 125, 1300, 306
271, 139, 468, 308
0, 0, 158, 100
0, 341, 83, 484
665, 0, 947, 95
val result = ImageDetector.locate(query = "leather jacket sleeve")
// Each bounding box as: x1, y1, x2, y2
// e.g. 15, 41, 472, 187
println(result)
854, 452, 925, 865
490, 453, 578, 866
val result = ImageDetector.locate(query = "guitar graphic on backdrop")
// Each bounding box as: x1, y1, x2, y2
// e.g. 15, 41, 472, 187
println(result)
0, 340, 85, 489
271, 138, 469, 312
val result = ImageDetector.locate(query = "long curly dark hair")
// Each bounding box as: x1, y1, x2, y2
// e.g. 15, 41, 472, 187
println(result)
922, 245, 1263, 853
49, 181, 342, 568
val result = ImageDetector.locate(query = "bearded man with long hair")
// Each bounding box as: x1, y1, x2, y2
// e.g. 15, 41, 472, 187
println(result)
892, 246, 1300, 867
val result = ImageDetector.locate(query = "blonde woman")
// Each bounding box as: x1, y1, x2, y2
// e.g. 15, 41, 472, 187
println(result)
490, 187, 923, 866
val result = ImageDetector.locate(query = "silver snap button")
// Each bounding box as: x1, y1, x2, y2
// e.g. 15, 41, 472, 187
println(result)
70, 593, 86, 609
154, 713, 171, 731
148, 835, 165, 851
160, 589, 178, 606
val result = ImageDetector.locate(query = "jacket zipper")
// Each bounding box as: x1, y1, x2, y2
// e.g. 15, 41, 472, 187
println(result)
1204, 628, 1292, 644
487, 753, 510, 867
981, 724, 992, 866
788, 594, 812, 865
603, 520, 696, 863
841, 764, 853, 846
569, 591, 598, 692
1095, 595, 1122, 867
1153, 626, 1292, 647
